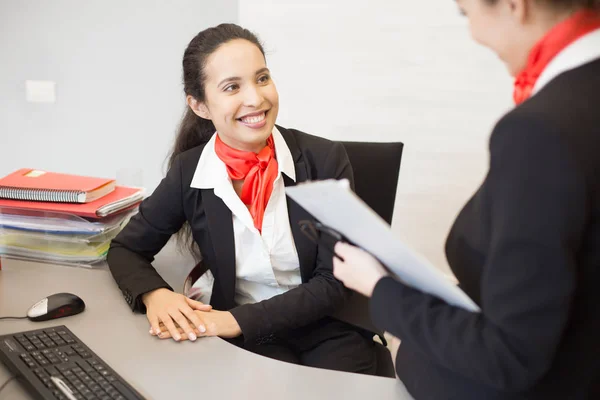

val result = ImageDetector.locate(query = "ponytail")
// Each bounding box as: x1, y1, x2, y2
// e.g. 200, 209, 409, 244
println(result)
168, 109, 215, 169
168, 109, 215, 261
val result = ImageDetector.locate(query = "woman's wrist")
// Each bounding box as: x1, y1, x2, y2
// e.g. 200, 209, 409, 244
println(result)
366, 272, 388, 298
223, 311, 242, 337
141, 287, 167, 307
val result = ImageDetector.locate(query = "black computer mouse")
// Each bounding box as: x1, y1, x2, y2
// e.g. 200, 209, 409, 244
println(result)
26, 293, 85, 322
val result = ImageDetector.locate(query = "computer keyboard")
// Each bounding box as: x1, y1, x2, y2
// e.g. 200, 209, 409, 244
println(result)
0, 326, 145, 400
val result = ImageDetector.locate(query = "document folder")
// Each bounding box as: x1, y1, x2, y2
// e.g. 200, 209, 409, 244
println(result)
286, 179, 480, 312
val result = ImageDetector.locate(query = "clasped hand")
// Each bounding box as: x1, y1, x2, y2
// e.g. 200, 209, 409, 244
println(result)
142, 288, 241, 342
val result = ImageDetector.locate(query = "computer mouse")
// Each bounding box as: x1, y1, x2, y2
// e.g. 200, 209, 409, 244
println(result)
26, 293, 85, 322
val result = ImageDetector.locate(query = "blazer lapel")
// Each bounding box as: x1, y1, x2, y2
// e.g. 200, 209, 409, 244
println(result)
201, 188, 237, 310
279, 127, 318, 283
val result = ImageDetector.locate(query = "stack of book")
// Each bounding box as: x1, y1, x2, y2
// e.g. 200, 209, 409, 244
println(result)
0, 168, 144, 268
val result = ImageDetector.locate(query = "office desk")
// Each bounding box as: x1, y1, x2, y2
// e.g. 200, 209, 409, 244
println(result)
0, 259, 413, 400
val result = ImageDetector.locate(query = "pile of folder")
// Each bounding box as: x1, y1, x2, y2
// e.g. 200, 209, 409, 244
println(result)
0, 168, 144, 267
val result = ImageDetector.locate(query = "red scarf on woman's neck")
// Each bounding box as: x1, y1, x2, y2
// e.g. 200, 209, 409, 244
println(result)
514, 9, 600, 105
214, 134, 278, 232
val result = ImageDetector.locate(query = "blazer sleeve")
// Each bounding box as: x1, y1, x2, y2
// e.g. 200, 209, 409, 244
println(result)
229, 142, 353, 342
107, 155, 187, 312
369, 114, 586, 392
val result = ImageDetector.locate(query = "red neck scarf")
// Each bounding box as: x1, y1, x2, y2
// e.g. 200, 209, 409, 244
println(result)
514, 9, 600, 105
214, 134, 278, 232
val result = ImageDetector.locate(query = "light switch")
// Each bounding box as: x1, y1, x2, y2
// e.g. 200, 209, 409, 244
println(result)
25, 80, 56, 103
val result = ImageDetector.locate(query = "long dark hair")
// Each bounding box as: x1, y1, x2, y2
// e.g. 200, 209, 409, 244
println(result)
169, 23, 266, 259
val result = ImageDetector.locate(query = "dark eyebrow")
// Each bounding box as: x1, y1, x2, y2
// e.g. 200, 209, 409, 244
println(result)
217, 68, 271, 88
217, 76, 240, 88
256, 67, 270, 75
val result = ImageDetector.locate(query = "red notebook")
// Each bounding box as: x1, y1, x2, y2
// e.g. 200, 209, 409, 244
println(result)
0, 186, 144, 219
0, 168, 115, 203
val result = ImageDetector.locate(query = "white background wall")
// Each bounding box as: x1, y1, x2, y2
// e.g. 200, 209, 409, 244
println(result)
239, 0, 514, 274
0, 0, 237, 192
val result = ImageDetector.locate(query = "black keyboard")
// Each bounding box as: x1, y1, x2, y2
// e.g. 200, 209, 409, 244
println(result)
0, 326, 145, 400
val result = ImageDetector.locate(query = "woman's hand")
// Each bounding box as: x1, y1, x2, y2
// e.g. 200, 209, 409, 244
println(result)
142, 288, 212, 342
332, 242, 389, 297
156, 310, 242, 340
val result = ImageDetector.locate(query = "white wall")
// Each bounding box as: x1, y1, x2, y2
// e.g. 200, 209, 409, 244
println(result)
0, 0, 237, 192
239, 0, 514, 274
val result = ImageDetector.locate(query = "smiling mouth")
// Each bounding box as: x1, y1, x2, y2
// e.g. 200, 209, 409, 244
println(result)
237, 110, 268, 124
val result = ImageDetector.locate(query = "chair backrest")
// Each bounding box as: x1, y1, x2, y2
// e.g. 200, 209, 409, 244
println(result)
332, 141, 404, 334
340, 141, 403, 225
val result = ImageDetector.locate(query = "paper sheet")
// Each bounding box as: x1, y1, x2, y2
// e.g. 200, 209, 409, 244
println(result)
286, 179, 480, 312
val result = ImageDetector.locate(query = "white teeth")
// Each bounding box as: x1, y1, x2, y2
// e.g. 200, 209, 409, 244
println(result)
240, 112, 265, 124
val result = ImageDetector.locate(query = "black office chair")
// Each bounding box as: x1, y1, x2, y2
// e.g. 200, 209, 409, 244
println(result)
183, 140, 404, 378
340, 141, 403, 224
330, 141, 404, 378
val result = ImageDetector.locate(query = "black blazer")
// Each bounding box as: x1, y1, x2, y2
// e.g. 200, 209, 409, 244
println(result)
370, 59, 600, 399
107, 127, 354, 343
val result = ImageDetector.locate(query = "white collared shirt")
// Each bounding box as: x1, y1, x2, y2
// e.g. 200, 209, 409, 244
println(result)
189, 127, 302, 305
532, 28, 600, 95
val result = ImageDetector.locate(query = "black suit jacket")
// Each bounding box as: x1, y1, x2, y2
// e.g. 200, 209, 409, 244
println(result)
370, 58, 600, 399
107, 126, 354, 343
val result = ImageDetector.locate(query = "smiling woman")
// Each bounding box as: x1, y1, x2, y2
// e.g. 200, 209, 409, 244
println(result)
106, 23, 391, 377
172, 24, 275, 158
185, 38, 278, 153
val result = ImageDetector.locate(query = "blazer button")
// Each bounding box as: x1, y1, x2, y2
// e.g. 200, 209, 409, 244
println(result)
122, 289, 133, 304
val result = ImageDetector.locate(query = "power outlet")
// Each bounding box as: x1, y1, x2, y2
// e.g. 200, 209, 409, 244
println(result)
25, 80, 56, 103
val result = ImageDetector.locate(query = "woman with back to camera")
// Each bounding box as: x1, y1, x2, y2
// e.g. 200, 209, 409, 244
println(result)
333, 0, 600, 398
106, 23, 388, 376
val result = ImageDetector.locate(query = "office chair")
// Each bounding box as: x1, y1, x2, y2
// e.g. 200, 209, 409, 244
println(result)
182, 140, 404, 378
331, 140, 404, 378
339, 141, 403, 224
